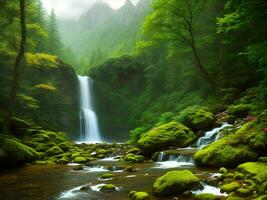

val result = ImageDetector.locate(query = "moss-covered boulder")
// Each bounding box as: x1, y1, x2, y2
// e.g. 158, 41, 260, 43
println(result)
194, 120, 265, 167
73, 157, 87, 163
47, 146, 64, 156
176, 106, 215, 131
153, 170, 200, 196
124, 166, 137, 172
137, 122, 196, 154
221, 182, 240, 193
228, 104, 251, 117
237, 162, 267, 193
100, 184, 116, 193
124, 153, 145, 162
100, 173, 114, 179
195, 193, 221, 200
129, 191, 150, 200
0, 137, 39, 166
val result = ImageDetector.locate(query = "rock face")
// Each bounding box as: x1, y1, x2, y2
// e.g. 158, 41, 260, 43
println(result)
137, 122, 196, 154
153, 170, 200, 196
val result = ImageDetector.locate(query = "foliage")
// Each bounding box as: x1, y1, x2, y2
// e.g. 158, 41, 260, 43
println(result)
25, 53, 58, 68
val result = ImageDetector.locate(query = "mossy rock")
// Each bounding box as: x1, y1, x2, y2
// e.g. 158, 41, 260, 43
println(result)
58, 142, 73, 151
100, 173, 114, 179
1, 137, 39, 166
137, 122, 196, 154
237, 162, 267, 193
219, 167, 228, 175
153, 170, 200, 196
34, 160, 55, 165
73, 157, 87, 163
255, 195, 267, 200
100, 184, 116, 193
228, 104, 251, 117
130, 191, 150, 200
226, 197, 244, 200
127, 147, 141, 154
234, 173, 244, 180
194, 140, 257, 167
176, 106, 215, 131
258, 157, 267, 163
125, 153, 145, 162
236, 188, 251, 197
195, 193, 221, 200
221, 182, 240, 193
47, 146, 64, 156
73, 166, 83, 170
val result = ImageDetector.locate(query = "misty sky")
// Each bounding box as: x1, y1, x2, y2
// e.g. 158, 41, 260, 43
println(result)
42, 0, 140, 20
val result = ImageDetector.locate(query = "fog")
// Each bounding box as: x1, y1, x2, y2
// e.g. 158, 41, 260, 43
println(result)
42, 0, 140, 19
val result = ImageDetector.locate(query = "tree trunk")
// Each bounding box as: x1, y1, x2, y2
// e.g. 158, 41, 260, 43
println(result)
189, 30, 216, 87
4, 0, 26, 134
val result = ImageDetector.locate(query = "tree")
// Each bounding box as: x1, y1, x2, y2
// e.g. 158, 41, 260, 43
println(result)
142, 0, 216, 86
5, 0, 26, 133
47, 9, 63, 56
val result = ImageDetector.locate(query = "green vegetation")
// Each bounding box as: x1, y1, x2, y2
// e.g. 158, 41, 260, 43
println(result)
153, 170, 200, 196
137, 122, 196, 154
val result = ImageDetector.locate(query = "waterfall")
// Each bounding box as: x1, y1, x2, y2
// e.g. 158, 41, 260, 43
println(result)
78, 75, 102, 143
157, 152, 194, 163
196, 122, 232, 149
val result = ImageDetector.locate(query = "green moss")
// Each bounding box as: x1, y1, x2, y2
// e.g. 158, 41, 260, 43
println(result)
176, 106, 215, 131
195, 193, 220, 200
219, 167, 228, 174
100, 173, 114, 179
33, 83, 57, 92
47, 146, 64, 156
153, 170, 200, 196
137, 122, 196, 154
255, 195, 267, 200
1, 137, 39, 166
194, 121, 265, 167
125, 153, 145, 162
25, 53, 58, 68
221, 182, 240, 193
131, 191, 150, 200
237, 162, 267, 193
73, 157, 87, 163
234, 172, 244, 179
236, 188, 251, 197
100, 184, 116, 193
34, 160, 55, 165
228, 104, 251, 117
226, 197, 244, 200
194, 139, 257, 167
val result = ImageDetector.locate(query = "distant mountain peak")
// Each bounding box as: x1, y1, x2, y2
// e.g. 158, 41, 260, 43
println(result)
122, 0, 135, 8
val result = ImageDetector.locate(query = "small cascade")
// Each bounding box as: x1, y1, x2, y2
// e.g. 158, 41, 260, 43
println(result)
78, 75, 102, 143
157, 152, 194, 163
196, 123, 232, 149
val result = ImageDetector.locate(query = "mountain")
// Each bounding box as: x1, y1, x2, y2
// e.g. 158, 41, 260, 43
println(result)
79, 1, 114, 28
58, 0, 153, 73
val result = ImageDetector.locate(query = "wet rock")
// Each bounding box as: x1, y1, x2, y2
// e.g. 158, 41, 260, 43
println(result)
153, 170, 200, 196
73, 157, 87, 163
219, 167, 228, 175
73, 166, 83, 170
129, 191, 150, 200
195, 193, 221, 200
100, 173, 114, 179
221, 182, 240, 193
124, 166, 136, 172
236, 188, 251, 197
100, 184, 116, 193
80, 185, 90, 191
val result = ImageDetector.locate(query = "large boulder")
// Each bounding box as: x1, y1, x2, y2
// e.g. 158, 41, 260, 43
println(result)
193, 139, 257, 167
153, 170, 200, 196
194, 121, 265, 167
137, 122, 196, 154
176, 106, 215, 131
0, 137, 39, 166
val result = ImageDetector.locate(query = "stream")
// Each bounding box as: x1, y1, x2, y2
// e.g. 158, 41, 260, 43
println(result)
0, 123, 232, 200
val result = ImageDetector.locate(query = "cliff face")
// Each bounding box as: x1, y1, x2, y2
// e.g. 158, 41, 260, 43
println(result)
0, 57, 79, 139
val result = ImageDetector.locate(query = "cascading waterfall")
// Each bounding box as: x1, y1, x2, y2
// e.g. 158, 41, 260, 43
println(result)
78, 75, 102, 143
196, 122, 232, 149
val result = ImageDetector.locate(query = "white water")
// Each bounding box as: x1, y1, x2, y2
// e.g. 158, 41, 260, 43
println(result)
193, 183, 227, 196
78, 75, 102, 143
196, 122, 232, 149
154, 123, 232, 169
